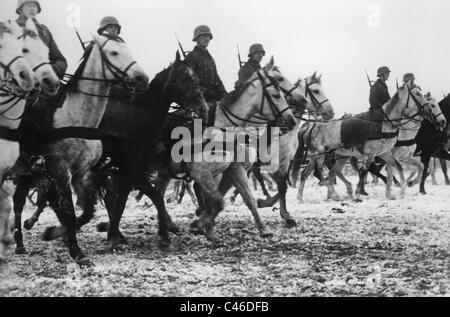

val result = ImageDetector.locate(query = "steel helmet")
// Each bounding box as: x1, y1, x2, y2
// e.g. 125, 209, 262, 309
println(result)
98, 16, 122, 35
377, 66, 391, 77
403, 73, 416, 83
16, 0, 41, 14
248, 43, 266, 57
193, 25, 213, 42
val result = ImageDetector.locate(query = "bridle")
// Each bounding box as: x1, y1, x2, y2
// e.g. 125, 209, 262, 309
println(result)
304, 78, 329, 113
384, 85, 436, 130
0, 55, 26, 80
0, 54, 30, 121
71, 36, 138, 98
220, 69, 291, 127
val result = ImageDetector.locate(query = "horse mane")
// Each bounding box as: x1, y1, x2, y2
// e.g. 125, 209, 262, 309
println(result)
100, 33, 125, 44
221, 75, 259, 108
65, 44, 94, 90
21, 28, 39, 39
385, 90, 400, 114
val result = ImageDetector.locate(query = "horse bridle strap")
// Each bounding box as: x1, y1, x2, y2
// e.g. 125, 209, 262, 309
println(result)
32, 61, 52, 73
0, 55, 25, 79
305, 79, 329, 110
74, 37, 137, 97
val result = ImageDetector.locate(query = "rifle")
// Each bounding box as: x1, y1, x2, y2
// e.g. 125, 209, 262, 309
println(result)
74, 27, 86, 50
396, 77, 399, 90
237, 45, 244, 68
365, 70, 374, 88
175, 32, 186, 58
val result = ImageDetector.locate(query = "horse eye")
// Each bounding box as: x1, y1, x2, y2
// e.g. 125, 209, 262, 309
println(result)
277, 78, 284, 82
273, 94, 281, 99
110, 51, 119, 56
23, 48, 29, 54
313, 90, 320, 94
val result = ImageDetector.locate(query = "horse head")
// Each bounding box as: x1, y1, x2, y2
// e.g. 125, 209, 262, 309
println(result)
92, 34, 149, 92
162, 51, 208, 118
298, 72, 335, 121
18, 18, 60, 96
0, 21, 34, 92
266, 64, 307, 119
250, 57, 296, 130
422, 92, 447, 132
398, 81, 446, 131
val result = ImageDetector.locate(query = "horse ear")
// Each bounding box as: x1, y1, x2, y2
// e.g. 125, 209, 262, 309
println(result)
8, 20, 22, 37
265, 56, 275, 70
425, 92, 431, 99
25, 18, 38, 33
175, 51, 181, 62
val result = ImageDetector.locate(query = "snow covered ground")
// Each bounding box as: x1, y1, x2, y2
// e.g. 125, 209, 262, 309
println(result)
0, 174, 449, 297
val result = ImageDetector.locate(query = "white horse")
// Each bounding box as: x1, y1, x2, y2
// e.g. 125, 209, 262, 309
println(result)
0, 21, 35, 262
297, 82, 437, 202
256, 72, 334, 227
42, 34, 148, 266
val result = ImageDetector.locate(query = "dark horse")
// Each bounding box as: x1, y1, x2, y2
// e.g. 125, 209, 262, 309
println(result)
12, 52, 208, 254
355, 95, 450, 195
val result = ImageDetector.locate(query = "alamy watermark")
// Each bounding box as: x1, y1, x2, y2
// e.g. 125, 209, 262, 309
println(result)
171, 120, 281, 173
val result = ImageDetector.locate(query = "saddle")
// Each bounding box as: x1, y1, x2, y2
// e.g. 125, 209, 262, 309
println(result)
340, 110, 398, 152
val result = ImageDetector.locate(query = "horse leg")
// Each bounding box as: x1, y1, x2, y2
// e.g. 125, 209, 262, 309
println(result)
420, 155, 431, 195
0, 186, 13, 263
392, 158, 406, 197
193, 182, 206, 216
253, 166, 272, 199
13, 176, 33, 254
440, 159, 450, 185
177, 181, 187, 204
155, 174, 180, 234
72, 171, 97, 231
298, 160, 315, 203
166, 180, 180, 204
185, 182, 199, 208
272, 172, 297, 228
24, 180, 49, 231
189, 168, 225, 238
45, 172, 90, 266
136, 174, 172, 248
224, 164, 272, 237
335, 161, 354, 199
355, 167, 369, 201
404, 157, 424, 188
230, 188, 239, 204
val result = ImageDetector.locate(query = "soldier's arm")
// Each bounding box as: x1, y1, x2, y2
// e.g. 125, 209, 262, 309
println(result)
45, 29, 68, 79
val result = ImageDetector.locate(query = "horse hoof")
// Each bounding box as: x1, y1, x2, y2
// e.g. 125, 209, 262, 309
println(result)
15, 247, 27, 255
360, 192, 369, 196
77, 258, 93, 268
158, 239, 172, 250
96, 222, 110, 233
354, 198, 363, 203
285, 219, 298, 229
168, 225, 181, 235
42, 226, 66, 241
24, 219, 36, 231
261, 231, 274, 239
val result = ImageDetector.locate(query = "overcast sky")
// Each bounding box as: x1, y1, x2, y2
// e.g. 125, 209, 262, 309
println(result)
1, 0, 450, 116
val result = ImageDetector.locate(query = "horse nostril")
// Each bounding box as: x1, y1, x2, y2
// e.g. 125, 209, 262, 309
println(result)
19, 70, 28, 80
42, 77, 52, 86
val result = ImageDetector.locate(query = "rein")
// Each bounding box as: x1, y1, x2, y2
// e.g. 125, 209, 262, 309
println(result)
219, 69, 290, 128
69, 37, 138, 98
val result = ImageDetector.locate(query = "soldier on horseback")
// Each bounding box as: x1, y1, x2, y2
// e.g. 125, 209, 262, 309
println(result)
98, 16, 122, 36
403, 73, 416, 85
235, 43, 266, 89
184, 25, 227, 103
16, 0, 67, 79
369, 66, 391, 120
16, 0, 67, 171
